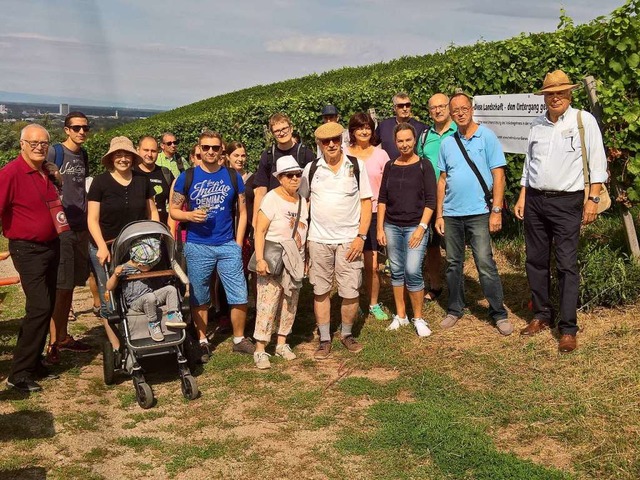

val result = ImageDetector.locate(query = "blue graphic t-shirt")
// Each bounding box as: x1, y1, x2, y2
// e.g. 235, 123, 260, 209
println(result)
173, 166, 245, 246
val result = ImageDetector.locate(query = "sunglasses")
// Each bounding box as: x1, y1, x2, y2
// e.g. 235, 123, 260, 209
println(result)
395, 102, 412, 109
164, 140, 179, 146
200, 144, 222, 152
283, 172, 303, 179
67, 125, 90, 132
320, 135, 342, 146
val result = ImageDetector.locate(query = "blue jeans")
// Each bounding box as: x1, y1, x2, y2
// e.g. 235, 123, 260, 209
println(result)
184, 241, 248, 307
384, 222, 429, 291
88, 242, 112, 319
443, 214, 507, 321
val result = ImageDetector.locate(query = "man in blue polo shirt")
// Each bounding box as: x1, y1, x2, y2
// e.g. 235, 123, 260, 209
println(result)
434, 93, 512, 336
170, 130, 253, 363
416, 93, 457, 303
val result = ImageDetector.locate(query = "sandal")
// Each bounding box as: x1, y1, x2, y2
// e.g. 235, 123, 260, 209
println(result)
424, 288, 443, 301
68, 307, 78, 322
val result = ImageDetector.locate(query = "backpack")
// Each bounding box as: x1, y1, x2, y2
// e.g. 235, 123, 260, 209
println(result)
307, 154, 361, 191
53, 143, 89, 173
417, 129, 429, 155
159, 166, 173, 189
265, 143, 310, 177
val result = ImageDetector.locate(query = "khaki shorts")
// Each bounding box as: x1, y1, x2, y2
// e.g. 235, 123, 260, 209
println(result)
308, 241, 363, 299
57, 230, 90, 290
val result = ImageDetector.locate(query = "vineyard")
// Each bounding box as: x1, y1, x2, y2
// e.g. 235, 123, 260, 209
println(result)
69, 0, 639, 205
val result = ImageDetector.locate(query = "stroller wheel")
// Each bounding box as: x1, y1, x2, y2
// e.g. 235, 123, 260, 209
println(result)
181, 374, 199, 400
103, 341, 116, 385
135, 380, 154, 409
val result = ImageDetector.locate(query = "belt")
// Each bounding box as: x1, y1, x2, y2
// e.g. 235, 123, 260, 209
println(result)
529, 188, 583, 198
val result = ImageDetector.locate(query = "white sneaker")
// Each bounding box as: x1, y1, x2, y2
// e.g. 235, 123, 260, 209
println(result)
386, 315, 409, 331
412, 318, 432, 337
253, 351, 271, 369
275, 344, 297, 360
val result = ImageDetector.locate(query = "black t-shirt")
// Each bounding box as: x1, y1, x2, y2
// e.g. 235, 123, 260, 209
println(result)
378, 159, 437, 227
87, 171, 154, 244
134, 165, 174, 224
254, 143, 316, 191
375, 117, 428, 161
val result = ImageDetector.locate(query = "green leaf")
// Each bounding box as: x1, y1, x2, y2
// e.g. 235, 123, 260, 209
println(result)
628, 53, 640, 69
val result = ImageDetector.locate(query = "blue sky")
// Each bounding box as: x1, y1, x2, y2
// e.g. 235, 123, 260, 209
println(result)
0, 0, 624, 109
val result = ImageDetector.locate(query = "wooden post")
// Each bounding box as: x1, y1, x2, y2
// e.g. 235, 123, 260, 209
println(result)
582, 75, 640, 261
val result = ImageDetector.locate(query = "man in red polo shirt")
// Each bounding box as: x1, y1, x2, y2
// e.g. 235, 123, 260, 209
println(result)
0, 124, 62, 392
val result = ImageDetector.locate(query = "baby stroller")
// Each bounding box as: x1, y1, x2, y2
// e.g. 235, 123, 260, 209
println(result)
102, 220, 199, 408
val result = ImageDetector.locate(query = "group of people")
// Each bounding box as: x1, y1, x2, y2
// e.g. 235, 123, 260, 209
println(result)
0, 69, 608, 391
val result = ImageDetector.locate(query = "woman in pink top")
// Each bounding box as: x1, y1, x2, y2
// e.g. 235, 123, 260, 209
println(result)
346, 112, 391, 322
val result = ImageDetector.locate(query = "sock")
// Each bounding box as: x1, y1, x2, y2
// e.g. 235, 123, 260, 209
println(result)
168, 310, 177, 318
341, 323, 353, 338
318, 324, 331, 342
233, 336, 244, 345
199, 338, 208, 345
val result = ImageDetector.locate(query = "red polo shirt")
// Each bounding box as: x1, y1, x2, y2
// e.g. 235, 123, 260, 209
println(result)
0, 155, 59, 242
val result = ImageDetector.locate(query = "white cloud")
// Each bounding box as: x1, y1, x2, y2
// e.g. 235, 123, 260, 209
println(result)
266, 36, 351, 56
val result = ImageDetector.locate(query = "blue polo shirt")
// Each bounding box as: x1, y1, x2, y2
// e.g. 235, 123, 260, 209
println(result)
438, 124, 506, 217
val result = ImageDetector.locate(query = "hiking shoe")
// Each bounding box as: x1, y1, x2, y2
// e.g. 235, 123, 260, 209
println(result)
314, 340, 332, 360
253, 351, 272, 369
341, 335, 363, 353
148, 322, 164, 342
44, 344, 60, 365
496, 319, 514, 336
232, 337, 256, 355
166, 311, 187, 328
7, 378, 42, 393
369, 303, 389, 321
412, 318, 432, 337
275, 343, 297, 361
58, 335, 91, 352
199, 342, 211, 364
441, 314, 461, 329
386, 315, 409, 331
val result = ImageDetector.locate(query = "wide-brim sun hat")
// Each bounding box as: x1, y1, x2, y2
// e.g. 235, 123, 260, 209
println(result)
535, 69, 580, 95
101, 136, 143, 166
273, 155, 303, 178
315, 122, 344, 140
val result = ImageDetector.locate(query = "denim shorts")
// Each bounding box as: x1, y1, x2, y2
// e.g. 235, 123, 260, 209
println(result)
184, 241, 248, 306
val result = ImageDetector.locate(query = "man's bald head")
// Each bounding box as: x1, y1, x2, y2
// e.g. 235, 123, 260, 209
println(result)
20, 123, 50, 141
428, 93, 451, 127
20, 123, 50, 166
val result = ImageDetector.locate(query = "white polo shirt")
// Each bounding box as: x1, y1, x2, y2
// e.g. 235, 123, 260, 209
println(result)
300, 154, 372, 244
521, 106, 608, 191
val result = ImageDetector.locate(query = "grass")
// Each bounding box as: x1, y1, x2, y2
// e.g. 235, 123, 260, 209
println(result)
0, 240, 639, 479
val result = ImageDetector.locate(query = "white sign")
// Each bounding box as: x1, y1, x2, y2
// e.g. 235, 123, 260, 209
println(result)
473, 94, 547, 154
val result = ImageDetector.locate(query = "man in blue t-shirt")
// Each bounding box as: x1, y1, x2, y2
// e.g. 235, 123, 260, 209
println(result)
170, 131, 253, 363
434, 93, 512, 336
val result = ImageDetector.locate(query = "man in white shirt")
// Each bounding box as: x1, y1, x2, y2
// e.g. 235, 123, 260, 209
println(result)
300, 122, 373, 360
514, 70, 608, 353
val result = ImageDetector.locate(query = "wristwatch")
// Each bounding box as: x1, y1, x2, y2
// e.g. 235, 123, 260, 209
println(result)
491, 206, 503, 214
357, 234, 367, 241
419, 222, 429, 230
588, 196, 601, 204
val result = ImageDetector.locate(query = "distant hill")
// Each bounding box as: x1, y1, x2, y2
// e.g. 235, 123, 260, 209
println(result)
0, 91, 169, 111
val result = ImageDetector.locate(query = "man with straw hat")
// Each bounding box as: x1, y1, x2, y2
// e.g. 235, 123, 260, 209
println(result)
514, 69, 608, 353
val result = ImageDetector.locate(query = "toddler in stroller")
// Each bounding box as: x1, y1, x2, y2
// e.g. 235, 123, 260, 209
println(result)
106, 236, 187, 341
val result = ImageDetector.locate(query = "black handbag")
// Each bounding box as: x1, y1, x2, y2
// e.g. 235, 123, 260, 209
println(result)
453, 132, 511, 225
248, 195, 302, 275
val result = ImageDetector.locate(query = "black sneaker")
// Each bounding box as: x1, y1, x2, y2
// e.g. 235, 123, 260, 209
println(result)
7, 378, 42, 393
232, 337, 256, 355
199, 343, 211, 364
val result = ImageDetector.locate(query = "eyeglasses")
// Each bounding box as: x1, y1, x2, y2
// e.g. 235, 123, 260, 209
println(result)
450, 106, 472, 116
272, 126, 291, 137
200, 144, 222, 152
67, 125, 90, 132
394, 102, 411, 109
164, 140, 179, 146
320, 135, 342, 146
283, 172, 302, 179
22, 140, 50, 149
429, 104, 448, 111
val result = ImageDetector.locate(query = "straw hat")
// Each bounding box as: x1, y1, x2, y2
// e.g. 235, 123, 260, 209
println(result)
101, 136, 143, 166
272, 155, 303, 178
535, 70, 580, 95
315, 122, 344, 140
